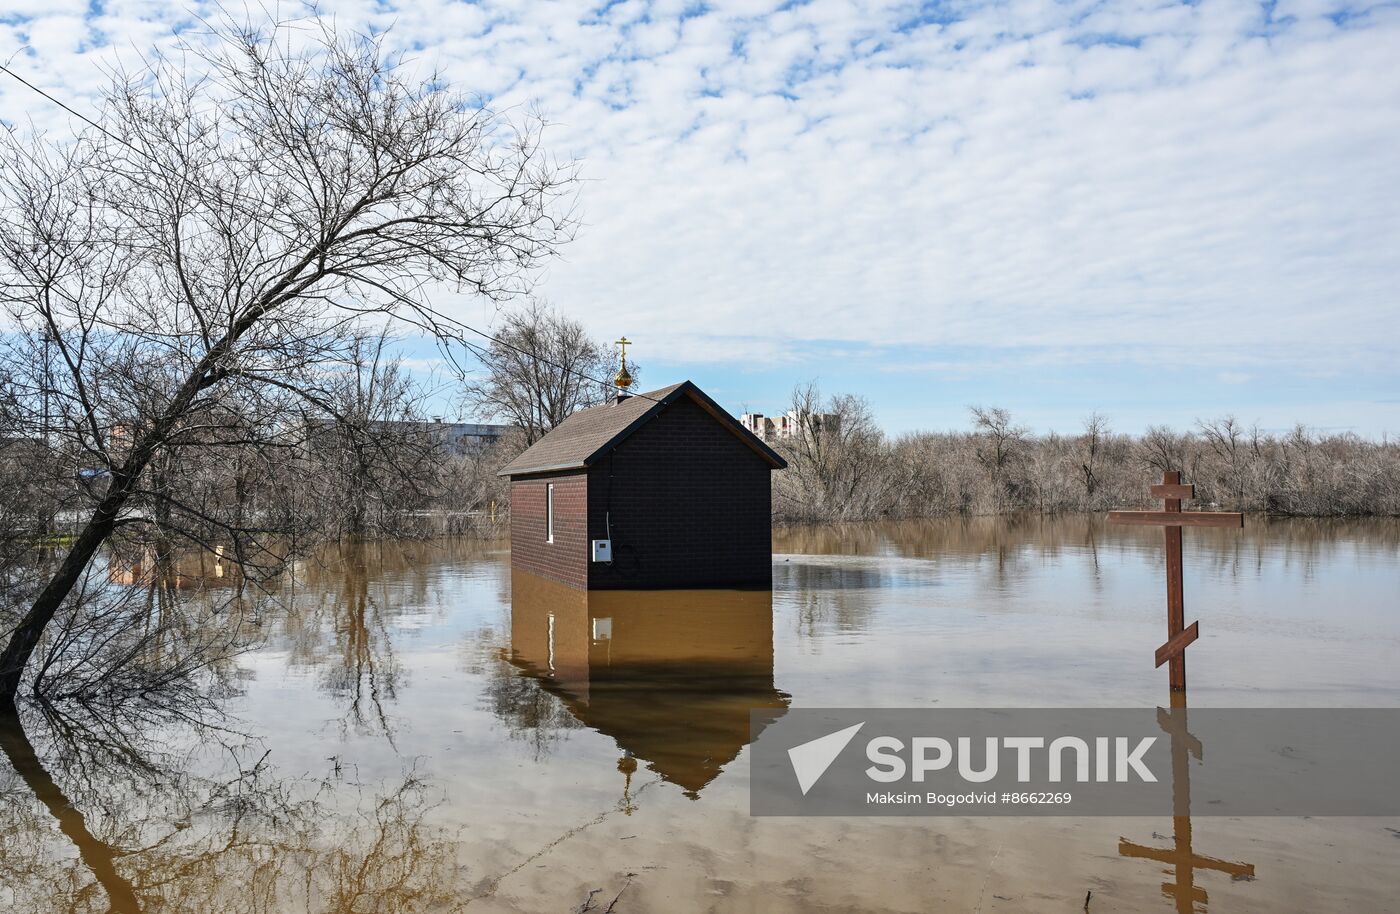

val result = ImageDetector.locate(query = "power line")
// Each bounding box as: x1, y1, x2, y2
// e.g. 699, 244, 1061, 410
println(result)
0, 62, 277, 236
0, 63, 657, 406
0, 64, 138, 156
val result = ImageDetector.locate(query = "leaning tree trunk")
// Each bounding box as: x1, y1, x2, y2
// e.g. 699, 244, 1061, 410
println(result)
0, 334, 237, 703
0, 478, 134, 703
0, 224, 332, 704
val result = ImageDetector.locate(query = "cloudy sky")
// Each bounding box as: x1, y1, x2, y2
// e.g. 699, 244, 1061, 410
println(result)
3, 0, 1398, 434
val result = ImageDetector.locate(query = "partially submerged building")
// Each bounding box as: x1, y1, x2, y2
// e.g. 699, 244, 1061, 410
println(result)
505, 570, 790, 797
498, 380, 786, 590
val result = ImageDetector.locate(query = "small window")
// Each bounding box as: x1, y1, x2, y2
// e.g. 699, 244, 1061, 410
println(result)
546, 483, 555, 543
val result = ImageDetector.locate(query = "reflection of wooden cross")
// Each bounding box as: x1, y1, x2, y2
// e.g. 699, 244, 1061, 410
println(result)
1107, 471, 1243, 691
1119, 690, 1255, 912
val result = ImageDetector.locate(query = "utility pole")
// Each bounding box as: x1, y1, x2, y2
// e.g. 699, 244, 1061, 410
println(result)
40, 329, 52, 445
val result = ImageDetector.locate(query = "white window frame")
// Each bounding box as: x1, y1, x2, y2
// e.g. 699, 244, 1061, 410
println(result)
546, 482, 555, 543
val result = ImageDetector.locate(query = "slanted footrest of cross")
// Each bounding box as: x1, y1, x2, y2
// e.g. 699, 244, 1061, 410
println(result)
1155, 621, 1199, 668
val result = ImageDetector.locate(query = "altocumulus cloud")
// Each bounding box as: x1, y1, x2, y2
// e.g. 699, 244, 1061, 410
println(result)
2, 0, 1398, 374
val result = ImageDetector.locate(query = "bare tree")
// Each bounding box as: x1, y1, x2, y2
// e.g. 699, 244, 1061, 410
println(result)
1079, 411, 1109, 496
0, 17, 574, 703
774, 382, 896, 521
1197, 415, 1249, 506
432, 428, 525, 531
302, 327, 444, 539
461, 300, 628, 443
1139, 424, 1191, 476
969, 406, 1026, 475
968, 405, 1028, 509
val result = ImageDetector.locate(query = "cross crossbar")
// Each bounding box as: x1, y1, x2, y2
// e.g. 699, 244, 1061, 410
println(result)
1107, 511, 1243, 528
1156, 707, 1203, 760
1118, 840, 1255, 878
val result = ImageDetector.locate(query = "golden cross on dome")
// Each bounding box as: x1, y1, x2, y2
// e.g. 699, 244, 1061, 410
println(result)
614, 336, 634, 390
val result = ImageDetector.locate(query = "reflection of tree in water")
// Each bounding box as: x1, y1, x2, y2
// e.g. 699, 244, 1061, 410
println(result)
278, 543, 410, 739
786, 587, 878, 640
274, 538, 508, 739
776, 515, 1082, 559
784, 514, 1400, 590
34, 542, 267, 701
0, 708, 141, 912
777, 514, 1131, 566
775, 515, 1100, 624
776, 559, 907, 637
1188, 515, 1400, 587
0, 700, 467, 914
456, 613, 583, 761
479, 646, 584, 760
315, 567, 400, 740
776, 516, 1400, 624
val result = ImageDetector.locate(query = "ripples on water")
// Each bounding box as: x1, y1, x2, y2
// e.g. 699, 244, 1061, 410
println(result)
1, 516, 1397, 912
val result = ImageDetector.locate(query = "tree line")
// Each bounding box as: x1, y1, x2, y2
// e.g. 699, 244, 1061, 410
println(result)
772, 390, 1400, 523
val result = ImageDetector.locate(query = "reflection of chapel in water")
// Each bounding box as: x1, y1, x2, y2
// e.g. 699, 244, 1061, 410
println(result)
507, 570, 789, 797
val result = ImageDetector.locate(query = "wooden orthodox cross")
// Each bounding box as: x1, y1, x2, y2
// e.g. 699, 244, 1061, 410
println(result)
1107, 472, 1243, 691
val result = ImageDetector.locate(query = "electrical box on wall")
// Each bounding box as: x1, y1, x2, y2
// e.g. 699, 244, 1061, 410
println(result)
591, 539, 612, 563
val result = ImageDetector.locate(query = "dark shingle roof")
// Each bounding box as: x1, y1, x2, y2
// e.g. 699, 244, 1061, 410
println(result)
497, 380, 786, 477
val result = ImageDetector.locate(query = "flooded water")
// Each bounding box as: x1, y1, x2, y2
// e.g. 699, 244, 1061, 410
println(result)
2, 515, 1398, 913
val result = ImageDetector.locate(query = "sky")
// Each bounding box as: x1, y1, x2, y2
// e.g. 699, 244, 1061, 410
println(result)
2, 0, 1398, 436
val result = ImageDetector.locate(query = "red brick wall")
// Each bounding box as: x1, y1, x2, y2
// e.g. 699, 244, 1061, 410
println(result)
586, 396, 773, 589
509, 472, 588, 589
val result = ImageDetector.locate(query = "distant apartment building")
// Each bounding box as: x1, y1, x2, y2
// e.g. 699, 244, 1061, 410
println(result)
739, 410, 840, 443
303, 417, 513, 456
420, 418, 513, 455
739, 412, 797, 440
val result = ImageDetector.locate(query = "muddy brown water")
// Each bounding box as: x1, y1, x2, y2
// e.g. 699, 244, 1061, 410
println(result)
1, 515, 1398, 912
